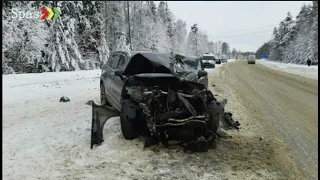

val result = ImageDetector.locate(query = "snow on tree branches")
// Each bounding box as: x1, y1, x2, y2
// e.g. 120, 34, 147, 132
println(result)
258, 3, 318, 64
3, 1, 235, 74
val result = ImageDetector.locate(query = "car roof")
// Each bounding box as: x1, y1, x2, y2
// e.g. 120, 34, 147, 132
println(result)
122, 52, 200, 74
113, 50, 152, 57
113, 51, 201, 63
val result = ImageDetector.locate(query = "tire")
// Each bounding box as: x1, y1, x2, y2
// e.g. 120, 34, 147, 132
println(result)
120, 99, 139, 140
100, 83, 111, 106
206, 101, 221, 133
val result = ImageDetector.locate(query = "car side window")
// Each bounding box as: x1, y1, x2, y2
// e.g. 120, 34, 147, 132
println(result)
117, 55, 127, 70
109, 54, 120, 69
106, 55, 114, 67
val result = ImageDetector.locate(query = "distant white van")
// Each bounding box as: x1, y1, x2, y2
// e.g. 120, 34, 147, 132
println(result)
248, 55, 256, 64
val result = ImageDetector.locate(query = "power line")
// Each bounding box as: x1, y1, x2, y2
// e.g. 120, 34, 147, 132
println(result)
211, 29, 272, 39
222, 24, 278, 34
209, 24, 278, 39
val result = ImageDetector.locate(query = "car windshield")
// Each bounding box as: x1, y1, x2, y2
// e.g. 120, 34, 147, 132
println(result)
173, 54, 202, 72
203, 56, 216, 60
183, 58, 202, 70
171, 54, 202, 82
203, 60, 215, 62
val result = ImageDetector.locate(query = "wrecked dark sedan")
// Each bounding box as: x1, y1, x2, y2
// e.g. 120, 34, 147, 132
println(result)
90, 51, 239, 150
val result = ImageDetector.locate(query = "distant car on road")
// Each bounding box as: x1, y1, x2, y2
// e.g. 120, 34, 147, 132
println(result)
219, 55, 228, 64
202, 60, 215, 68
221, 58, 228, 63
202, 53, 217, 68
248, 55, 256, 64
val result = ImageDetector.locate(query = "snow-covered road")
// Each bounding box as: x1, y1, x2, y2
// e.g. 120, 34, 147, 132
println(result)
4, 66, 225, 180
4, 59, 315, 180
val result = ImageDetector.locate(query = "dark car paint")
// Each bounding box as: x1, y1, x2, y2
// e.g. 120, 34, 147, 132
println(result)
100, 51, 131, 110
123, 53, 204, 77
101, 51, 208, 111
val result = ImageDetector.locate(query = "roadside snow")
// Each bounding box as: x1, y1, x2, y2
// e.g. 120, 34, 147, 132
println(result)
258, 60, 318, 80
227, 59, 236, 63
3, 66, 258, 180
205, 59, 236, 73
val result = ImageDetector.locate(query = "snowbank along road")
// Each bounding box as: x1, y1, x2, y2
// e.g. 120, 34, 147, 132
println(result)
3, 60, 318, 180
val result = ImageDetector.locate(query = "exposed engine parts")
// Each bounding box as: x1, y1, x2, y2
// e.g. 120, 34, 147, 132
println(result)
91, 52, 240, 152
121, 82, 240, 150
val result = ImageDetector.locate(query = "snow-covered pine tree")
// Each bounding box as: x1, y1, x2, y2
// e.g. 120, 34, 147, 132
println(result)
172, 19, 187, 54
3, 1, 236, 73
231, 48, 237, 59
221, 42, 230, 56
261, 3, 318, 64
3, 1, 49, 74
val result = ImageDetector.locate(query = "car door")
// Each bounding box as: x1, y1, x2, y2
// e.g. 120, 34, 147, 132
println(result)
108, 53, 121, 106
102, 53, 119, 108
112, 53, 129, 109
101, 53, 114, 95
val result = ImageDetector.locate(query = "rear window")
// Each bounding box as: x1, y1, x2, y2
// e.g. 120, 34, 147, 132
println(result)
248, 55, 256, 60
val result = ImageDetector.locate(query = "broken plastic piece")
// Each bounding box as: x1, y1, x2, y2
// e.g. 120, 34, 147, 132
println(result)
86, 100, 119, 149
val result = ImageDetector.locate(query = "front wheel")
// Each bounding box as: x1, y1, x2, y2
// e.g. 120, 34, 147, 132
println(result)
206, 101, 222, 133
120, 99, 139, 140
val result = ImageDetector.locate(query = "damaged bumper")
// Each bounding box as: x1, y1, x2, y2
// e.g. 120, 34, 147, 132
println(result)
87, 87, 240, 149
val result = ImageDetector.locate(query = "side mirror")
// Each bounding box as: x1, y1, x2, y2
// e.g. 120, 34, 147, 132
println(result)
114, 69, 124, 77
198, 70, 208, 78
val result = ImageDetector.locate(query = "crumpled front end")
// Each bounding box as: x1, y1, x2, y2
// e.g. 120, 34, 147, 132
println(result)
123, 77, 240, 149
133, 86, 211, 142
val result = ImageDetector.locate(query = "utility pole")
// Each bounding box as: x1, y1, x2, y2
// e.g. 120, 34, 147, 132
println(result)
191, 24, 199, 56
127, 1, 132, 50
195, 36, 198, 56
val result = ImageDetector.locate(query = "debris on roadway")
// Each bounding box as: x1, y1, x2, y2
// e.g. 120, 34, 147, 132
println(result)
59, 96, 70, 102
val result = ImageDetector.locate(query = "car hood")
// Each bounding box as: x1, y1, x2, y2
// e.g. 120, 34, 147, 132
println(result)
123, 52, 201, 83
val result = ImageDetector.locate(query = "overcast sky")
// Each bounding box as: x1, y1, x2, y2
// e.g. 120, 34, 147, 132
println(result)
164, 1, 312, 52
